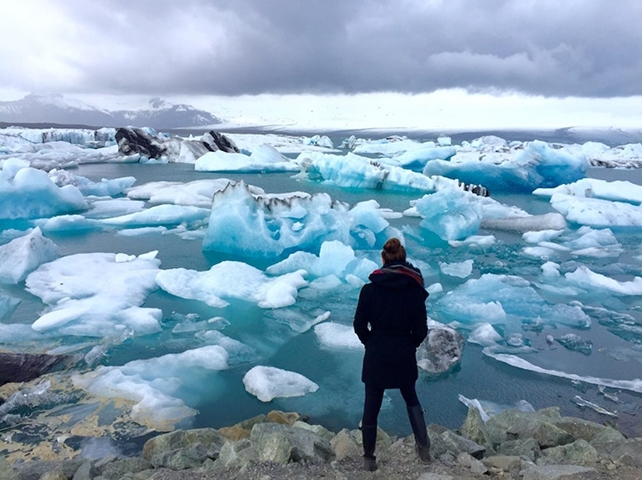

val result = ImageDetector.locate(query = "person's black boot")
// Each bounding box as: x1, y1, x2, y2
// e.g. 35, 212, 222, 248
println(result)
361, 424, 378, 471
407, 404, 431, 463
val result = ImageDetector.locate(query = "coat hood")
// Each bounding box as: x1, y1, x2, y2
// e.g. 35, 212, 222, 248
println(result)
368, 261, 428, 298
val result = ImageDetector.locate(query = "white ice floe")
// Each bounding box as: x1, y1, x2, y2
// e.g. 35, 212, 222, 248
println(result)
565, 265, 642, 296
439, 259, 473, 278
195, 144, 298, 172
467, 323, 504, 347
72, 345, 229, 430
0, 228, 60, 284
314, 322, 363, 349
100, 204, 210, 228
126, 179, 262, 208
548, 194, 642, 227
243, 365, 319, 402
483, 351, 642, 394
25, 251, 162, 337
155, 261, 308, 308
534, 178, 642, 205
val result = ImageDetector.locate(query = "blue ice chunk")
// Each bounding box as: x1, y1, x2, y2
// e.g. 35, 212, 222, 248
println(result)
414, 189, 483, 241
436, 273, 591, 328
423, 140, 588, 192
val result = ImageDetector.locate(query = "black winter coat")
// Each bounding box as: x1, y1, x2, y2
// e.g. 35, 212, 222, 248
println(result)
353, 261, 429, 389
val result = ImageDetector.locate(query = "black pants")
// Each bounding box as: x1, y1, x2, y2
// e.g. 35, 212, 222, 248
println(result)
362, 382, 420, 426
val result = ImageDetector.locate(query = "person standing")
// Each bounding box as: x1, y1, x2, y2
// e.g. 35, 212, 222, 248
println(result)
353, 237, 431, 471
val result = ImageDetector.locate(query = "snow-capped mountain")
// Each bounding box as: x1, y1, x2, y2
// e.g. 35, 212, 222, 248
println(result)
0, 94, 222, 129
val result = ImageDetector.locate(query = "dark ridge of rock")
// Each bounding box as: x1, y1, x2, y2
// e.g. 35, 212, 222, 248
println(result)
0, 352, 74, 387
459, 180, 490, 197
115, 127, 167, 160
202, 131, 240, 153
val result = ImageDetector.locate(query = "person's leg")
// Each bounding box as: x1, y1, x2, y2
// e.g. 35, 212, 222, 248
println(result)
400, 383, 431, 463
361, 383, 384, 471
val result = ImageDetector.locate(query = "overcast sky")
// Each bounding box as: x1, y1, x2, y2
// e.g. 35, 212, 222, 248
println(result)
2, 0, 641, 98
1, 0, 641, 129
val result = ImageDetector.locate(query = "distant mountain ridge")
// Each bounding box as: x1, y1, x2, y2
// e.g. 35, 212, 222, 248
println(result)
0, 94, 222, 129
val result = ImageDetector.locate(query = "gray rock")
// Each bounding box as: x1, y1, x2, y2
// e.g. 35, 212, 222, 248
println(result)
14, 459, 84, 480
0, 457, 18, 480
417, 474, 456, 480
151, 442, 209, 470
141, 428, 225, 464
459, 406, 493, 451
482, 454, 522, 472
330, 429, 360, 461
71, 461, 95, 480
540, 439, 599, 466
292, 420, 335, 442
520, 464, 599, 480
0, 352, 74, 387
416, 325, 464, 375
250, 422, 335, 464
486, 409, 573, 447
94, 457, 152, 480
609, 438, 642, 467
432, 429, 486, 459
552, 416, 612, 442
497, 437, 540, 462
38, 473, 67, 480
589, 426, 627, 456
456, 451, 488, 474
213, 439, 256, 470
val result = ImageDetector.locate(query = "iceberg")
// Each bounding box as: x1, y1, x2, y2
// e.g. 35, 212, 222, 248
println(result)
0, 161, 88, 220
72, 345, 229, 430
155, 261, 308, 308
25, 251, 162, 337
242, 365, 319, 402
439, 259, 474, 278
436, 273, 591, 328
195, 144, 297, 172
202, 181, 399, 257
100, 204, 210, 228
423, 139, 589, 192
0, 227, 60, 284
534, 178, 642, 205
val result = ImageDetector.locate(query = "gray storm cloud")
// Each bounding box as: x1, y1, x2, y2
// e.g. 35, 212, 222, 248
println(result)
1, 0, 641, 98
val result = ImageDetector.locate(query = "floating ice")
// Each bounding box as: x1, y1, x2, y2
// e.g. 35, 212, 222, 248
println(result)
555, 333, 593, 355
413, 188, 483, 241
72, 345, 229, 430
436, 273, 591, 328
242, 365, 319, 402
100, 204, 210, 228
439, 259, 473, 278
195, 144, 297, 172
314, 322, 363, 349
267, 309, 331, 333
202, 181, 398, 257
0, 228, 60, 283
34, 214, 103, 233
26, 251, 162, 337
522, 229, 565, 244
0, 293, 21, 320
49, 169, 136, 197
534, 178, 642, 205
565, 265, 642, 296
295, 151, 462, 193
266, 240, 378, 285
423, 140, 589, 192
483, 350, 642, 394
547, 194, 642, 227
467, 323, 503, 347
449, 235, 497, 248
458, 394, 535, 422
481, 213, 567, 233
0, 162, 88, 220
126, 179, 258, 208
156, 261, 308, 309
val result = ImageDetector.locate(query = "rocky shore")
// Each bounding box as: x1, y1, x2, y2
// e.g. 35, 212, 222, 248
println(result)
3, 403, 642, 480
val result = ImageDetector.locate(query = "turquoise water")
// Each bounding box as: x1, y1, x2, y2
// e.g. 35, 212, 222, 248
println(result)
4, 159, 642, 438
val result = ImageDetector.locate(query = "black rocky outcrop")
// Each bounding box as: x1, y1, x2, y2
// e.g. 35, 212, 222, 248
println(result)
0, 352, 75, 387
115, 127, 167, 160
202, 131, 240, 153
